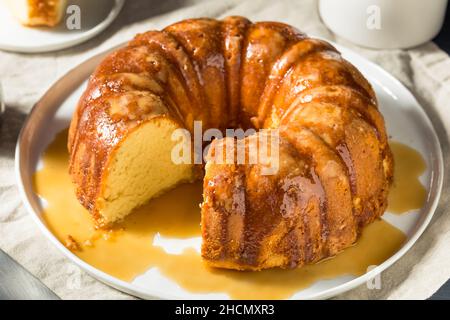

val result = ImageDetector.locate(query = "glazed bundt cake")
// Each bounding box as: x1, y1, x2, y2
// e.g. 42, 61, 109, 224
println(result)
68, 17, 393, 270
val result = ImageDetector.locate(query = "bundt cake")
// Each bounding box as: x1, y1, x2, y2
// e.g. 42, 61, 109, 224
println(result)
68, 17, 393, 270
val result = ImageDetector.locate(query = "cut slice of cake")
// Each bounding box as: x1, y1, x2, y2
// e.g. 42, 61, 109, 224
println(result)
90, 117, 198, 226
4, 0, 67, 27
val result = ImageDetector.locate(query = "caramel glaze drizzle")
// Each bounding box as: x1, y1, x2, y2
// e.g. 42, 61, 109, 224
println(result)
387, 141, 427, 213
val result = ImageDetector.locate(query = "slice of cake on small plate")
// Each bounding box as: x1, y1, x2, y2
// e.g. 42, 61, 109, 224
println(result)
3, 0, 67, 27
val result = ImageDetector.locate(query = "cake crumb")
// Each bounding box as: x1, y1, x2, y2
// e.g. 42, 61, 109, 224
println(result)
83, 239, 93, 247
65, 235, 81, 252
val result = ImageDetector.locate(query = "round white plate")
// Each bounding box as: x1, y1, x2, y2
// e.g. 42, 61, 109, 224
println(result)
15, 43, 444, 299
0, 0, 125, 53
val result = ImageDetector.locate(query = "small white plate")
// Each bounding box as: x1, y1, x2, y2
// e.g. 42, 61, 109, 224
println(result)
0, 0, 125, 53
15, 42, 444, 299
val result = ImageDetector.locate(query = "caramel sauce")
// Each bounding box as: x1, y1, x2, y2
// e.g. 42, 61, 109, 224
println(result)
33, 130, 412, 299
388, 142, 427, 214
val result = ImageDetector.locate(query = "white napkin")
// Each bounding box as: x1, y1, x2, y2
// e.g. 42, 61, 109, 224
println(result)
0, 0, 449, 299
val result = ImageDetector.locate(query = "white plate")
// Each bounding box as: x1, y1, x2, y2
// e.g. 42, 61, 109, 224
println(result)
0, 0, 125, 53
15, 43, 444, 299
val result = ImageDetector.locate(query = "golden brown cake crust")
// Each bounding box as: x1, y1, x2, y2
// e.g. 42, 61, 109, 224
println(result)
25, 0, 65, 27
68, 17, 393, 269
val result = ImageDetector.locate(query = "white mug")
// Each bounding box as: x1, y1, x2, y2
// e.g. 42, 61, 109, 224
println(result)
319, 0, 448, 49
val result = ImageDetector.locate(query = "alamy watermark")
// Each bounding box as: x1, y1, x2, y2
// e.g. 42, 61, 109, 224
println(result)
366, 265, 382, 290
366, 5, 381, 30
66, 5, 81, 30
170, 121, 280, 175
65, 264, 82, 291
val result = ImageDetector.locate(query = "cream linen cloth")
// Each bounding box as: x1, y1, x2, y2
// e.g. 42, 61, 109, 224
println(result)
1, 0, 449, 300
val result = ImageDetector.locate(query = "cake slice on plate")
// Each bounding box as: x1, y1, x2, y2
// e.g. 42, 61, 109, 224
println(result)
4, 0, 67, 27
